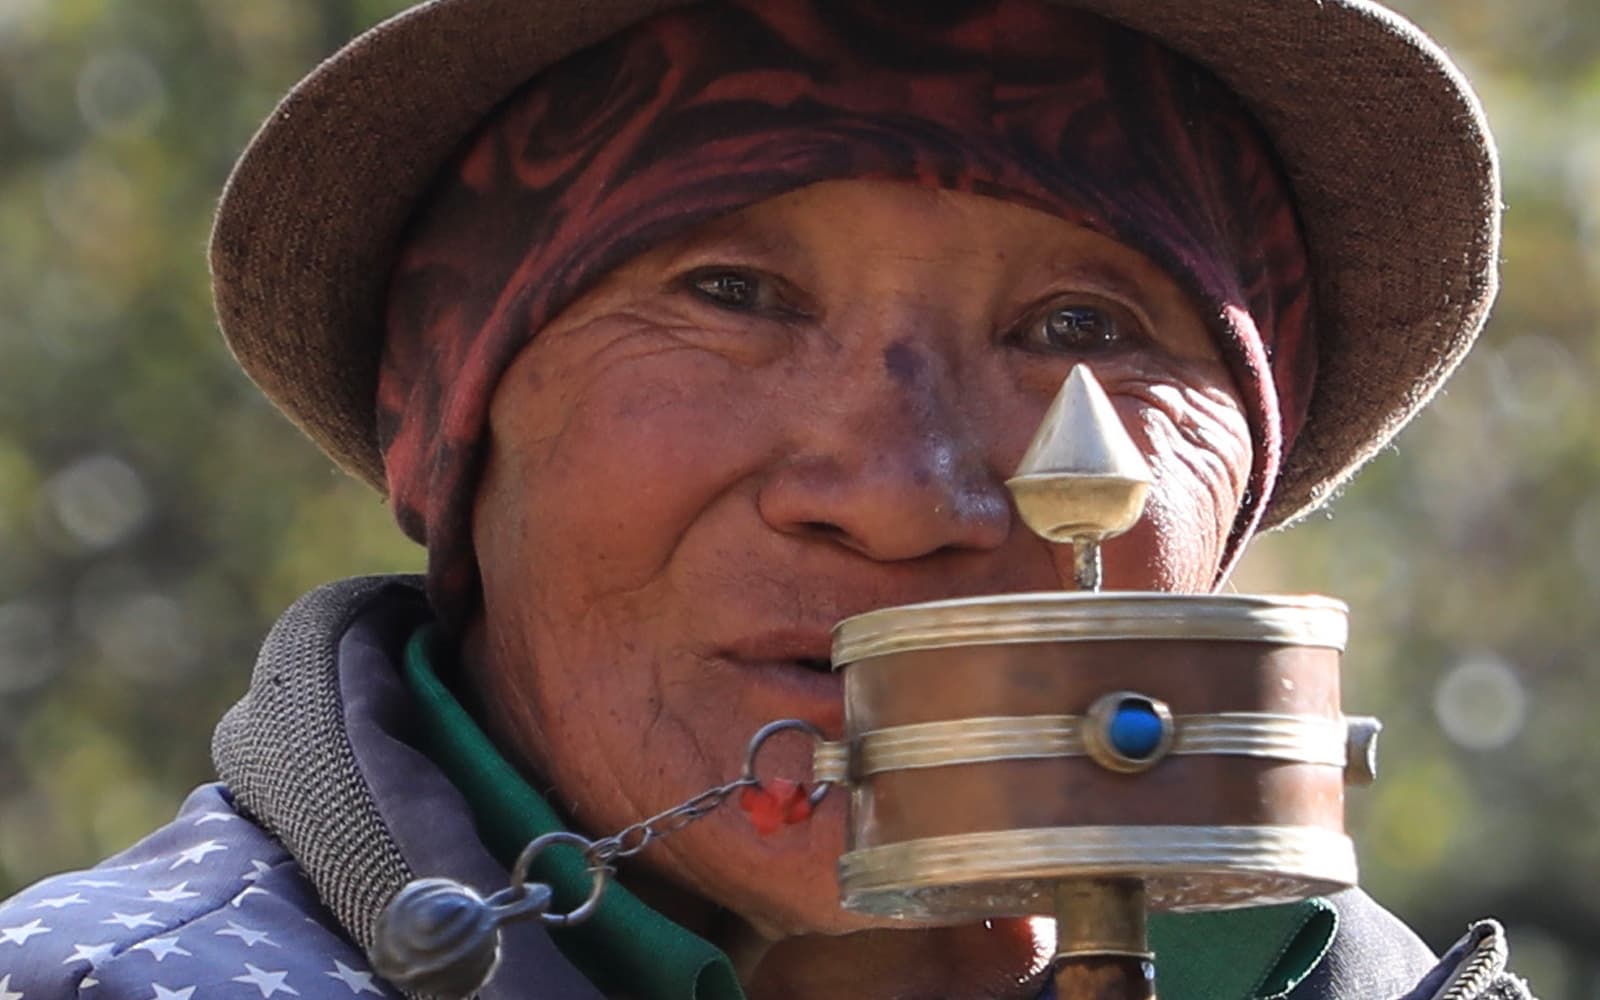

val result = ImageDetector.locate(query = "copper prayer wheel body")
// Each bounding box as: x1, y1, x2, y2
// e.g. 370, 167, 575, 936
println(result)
820, 592, 1367, 924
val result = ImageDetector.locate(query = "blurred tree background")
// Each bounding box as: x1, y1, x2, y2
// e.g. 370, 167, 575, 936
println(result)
0, 0, 1596, 995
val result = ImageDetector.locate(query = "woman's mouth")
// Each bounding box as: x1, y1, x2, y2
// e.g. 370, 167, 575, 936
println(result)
718, 633, 845, 728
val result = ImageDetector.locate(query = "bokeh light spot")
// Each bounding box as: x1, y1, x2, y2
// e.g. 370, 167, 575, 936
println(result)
1434, 652, 1528, 751
41, 453, 149, 551
76, 47, 166, 138
0, 601, 61, 696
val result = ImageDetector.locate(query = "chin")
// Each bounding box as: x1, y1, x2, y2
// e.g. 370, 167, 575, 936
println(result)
771, 889, 913, 937
748, 900, 902, 940
643, 800, 901, 938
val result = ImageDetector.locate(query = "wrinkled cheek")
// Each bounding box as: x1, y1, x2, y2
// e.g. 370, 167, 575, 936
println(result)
489, 360, 771, 595
1099, 380, 1251, 593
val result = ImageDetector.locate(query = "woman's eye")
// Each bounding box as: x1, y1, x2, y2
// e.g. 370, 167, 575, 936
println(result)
1019, 300, 1135, 354
688, 270, 762, 310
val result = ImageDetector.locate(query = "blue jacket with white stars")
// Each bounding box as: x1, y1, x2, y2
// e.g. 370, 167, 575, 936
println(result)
0, 784, 397, 1000
0, 577, 611, 1000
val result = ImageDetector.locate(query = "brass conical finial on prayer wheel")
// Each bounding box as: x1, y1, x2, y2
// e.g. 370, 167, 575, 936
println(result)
1006, 365, 1152, 590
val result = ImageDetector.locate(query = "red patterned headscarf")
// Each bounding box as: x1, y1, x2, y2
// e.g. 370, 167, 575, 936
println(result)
380, 0, 1315, 628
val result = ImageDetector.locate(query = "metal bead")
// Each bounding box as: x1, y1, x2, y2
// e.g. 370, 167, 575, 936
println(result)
370, 878, 549, 999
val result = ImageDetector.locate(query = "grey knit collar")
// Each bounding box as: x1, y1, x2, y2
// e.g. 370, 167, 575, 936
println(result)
210, 575, 600, 1000
212, 576, 423, 963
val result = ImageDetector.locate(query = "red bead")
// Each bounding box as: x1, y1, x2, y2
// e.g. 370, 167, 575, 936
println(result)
738, 780, 811, 835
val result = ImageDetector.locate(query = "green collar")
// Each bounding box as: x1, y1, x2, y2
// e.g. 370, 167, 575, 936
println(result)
401, 626, 1334, 1000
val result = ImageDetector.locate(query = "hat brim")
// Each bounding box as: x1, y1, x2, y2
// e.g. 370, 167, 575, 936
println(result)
210, 0, 1499, 530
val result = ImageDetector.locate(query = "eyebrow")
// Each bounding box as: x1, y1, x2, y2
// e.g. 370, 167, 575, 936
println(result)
657, 213, 804, 264
1042, 259, 1155, 306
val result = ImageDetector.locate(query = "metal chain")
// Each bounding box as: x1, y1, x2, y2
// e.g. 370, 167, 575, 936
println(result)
522, 717, 832, 881
373, 720, 836, 1000
579, 718, 833, 871
583, 775, 757, 868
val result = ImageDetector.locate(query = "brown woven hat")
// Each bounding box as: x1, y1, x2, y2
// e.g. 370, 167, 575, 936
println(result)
210, 0, 1500, 530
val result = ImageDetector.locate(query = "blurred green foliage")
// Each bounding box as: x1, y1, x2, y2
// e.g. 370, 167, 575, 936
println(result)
1, 0, 1596, 995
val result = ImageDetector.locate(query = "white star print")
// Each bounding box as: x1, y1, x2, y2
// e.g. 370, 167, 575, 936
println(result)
101, 911, 162, 930
241, 860, 274, 883
150, 986, 195, 1000
326, 961, 383, 996
62, 942, 116, 966
216, 921, 276, 948
193, 811, 236, 825
145, 882, 200, 904
168, 840, 226, 870
131, 936, 192, 962
230, 887, 269, 908
0, 973, 23, 1000
74, 879, 122, 889
31, 893, 87, 910
232, 965, 298, 998
0, 918, 51, 946
82, 977, 98, 990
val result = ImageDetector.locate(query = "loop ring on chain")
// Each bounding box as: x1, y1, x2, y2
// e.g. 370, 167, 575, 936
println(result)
742, 718, 835, 808
508, 831, 612, 928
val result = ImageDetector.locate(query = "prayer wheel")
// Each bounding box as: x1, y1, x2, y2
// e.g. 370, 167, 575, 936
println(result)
819, 591, 1365, 925
810, 366, 1380, 998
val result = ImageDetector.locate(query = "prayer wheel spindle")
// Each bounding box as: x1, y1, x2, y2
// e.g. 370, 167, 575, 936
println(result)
1007, 366, 1157, 998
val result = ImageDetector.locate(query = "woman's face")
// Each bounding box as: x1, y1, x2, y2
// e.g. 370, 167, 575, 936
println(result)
468, 179, 1251, 935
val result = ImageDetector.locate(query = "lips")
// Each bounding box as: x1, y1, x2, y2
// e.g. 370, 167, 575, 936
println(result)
722, 627, 836, 670
718, 628, 845, 727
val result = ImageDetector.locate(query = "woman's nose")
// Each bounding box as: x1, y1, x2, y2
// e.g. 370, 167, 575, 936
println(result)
756, 356, 1013, 561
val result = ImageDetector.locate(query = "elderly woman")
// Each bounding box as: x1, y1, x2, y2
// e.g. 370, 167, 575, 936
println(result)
1, 0, 1520, 998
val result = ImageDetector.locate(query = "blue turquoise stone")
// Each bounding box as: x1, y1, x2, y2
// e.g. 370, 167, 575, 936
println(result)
1108, 701, 1164, 759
